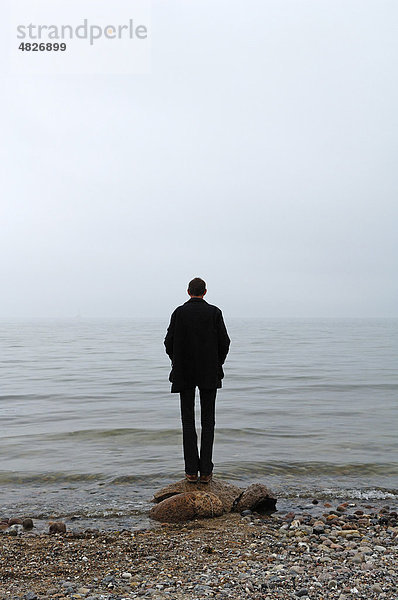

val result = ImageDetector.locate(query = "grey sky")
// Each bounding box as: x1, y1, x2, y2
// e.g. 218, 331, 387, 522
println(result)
1, 0, 397, 318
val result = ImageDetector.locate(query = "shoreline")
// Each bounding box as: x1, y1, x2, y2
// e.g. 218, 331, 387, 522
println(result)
1, 502, 397, 600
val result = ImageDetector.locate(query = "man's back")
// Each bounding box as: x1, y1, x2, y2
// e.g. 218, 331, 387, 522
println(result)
164, 297, 230, 393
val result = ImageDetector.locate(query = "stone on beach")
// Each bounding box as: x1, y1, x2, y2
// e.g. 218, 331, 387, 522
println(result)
1, 504, 398, 599
49, 521, 67, 534
150, 491, 223, 523
153, 477, 243, 512
23, 518, 34, 530
151, 478, 277, 522
233, 483, 277, 513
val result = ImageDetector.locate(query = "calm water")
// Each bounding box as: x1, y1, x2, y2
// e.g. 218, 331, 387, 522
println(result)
1, 318, 397, 529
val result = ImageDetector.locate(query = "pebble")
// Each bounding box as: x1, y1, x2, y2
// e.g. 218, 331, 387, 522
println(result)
358, 545, 372, 554
313, 524, 325, 534
8, 524, 23, 536
49, 521, 67, 534
319, 556, 332, 563
350, 553, 364, 563
290, 565, 304, 574
23, 518, 34, 530
1, 504, 397, 600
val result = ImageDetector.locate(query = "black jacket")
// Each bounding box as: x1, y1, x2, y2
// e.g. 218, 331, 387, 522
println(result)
164, 298, 230, 393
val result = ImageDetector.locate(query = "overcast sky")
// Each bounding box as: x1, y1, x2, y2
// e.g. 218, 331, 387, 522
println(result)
1, 0, 397, 319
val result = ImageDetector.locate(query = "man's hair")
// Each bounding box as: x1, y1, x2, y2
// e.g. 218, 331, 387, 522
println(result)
188, 277, 206, 296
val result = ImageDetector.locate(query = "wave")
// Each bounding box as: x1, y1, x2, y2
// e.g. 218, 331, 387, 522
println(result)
1, 461, 397, 485
1, 426, 323, 444
318, 488, 398, 501
219, 460, 398, 477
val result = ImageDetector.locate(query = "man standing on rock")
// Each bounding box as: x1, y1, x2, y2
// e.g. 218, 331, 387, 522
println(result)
164, 277, 230, 483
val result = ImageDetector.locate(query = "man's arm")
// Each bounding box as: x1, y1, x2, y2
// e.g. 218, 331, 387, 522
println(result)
164, 310, 176, 359
217, 310, 230, 365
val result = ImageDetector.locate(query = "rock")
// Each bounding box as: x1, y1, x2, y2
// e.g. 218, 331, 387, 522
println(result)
8, 517, 23, 525
336, 530, 360, 538
296, 588, 309, 597
234, 483, 277, 513
24, 593, 37, 600
150, 491, 223, 523
193, 491, 223, 517
330, 543, 344, 550
350, 553, 364, 564
49, 521, 67, 534
313, 521, 325, 534
283, 511, 295, 521
291, 519, 301, 529
290, 565, 304, 574
342, 523, 357, 530
23, 518, 34, 530
152, 478, 242, 512
121, 572, 132, 579
372, 584, 382, 593
8, 524, 23, 536
358, 545, 372, 554
319, 556, 332, 563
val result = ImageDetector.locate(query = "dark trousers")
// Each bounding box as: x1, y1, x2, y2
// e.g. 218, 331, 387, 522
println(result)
180, 388, 217, 476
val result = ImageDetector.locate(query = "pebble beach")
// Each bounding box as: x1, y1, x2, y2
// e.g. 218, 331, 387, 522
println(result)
1, 500, 397, 600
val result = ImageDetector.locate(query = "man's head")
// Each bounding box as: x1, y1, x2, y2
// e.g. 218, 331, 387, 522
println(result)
188, 277, 207, 298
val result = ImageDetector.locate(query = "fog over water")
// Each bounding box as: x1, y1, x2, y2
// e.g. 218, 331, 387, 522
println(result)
1, 0, 397, 319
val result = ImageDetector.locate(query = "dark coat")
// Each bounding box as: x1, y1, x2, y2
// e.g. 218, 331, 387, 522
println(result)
164, 298, 230, 393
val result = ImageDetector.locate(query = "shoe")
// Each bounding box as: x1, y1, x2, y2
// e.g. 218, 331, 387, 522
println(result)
185, 473, 198, 483
199, 473, 213, 483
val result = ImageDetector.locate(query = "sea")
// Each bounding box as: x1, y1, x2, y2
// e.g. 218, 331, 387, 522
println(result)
1, 317, 397, 531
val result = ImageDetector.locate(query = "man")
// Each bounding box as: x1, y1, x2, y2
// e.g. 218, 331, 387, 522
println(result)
164, 277, 230, 483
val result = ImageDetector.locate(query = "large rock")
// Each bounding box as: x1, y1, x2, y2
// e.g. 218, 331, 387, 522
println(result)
150, 491, 223, 523
153, 478, 243, 512
234, 483, 276, 513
